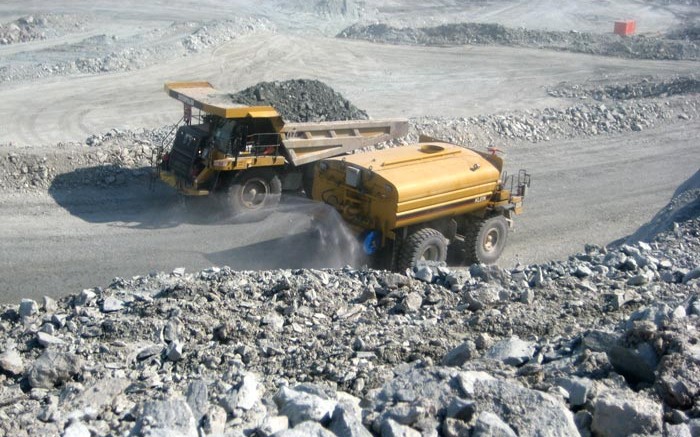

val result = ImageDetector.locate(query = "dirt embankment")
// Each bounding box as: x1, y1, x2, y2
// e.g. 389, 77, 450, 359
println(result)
338, 22, 700, 61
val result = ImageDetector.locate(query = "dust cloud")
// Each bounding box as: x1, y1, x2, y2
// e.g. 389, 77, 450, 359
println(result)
206, 196, 367, 270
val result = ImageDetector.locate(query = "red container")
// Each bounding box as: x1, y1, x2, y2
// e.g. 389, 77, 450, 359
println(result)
614, 20, 636, 36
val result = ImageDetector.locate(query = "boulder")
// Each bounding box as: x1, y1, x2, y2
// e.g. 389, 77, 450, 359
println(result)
591, 389, 662, 436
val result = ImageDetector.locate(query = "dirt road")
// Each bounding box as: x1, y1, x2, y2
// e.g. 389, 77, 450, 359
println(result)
0, 0, 698, 303
1, 120, 697, 303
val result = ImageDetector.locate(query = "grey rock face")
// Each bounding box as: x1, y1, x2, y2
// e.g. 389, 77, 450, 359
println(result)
101, 296, 124, 312
133, 399, 198, 437
484, 337, 536, 366
0, 349, 24, 375
441, 341, 475, 367
27, 350, 83, 389
380, 418, 421, 437
329, 403, 373, 437
591, 389, 663, 437
274, 386, 337, 427
19, 298, 38, 318
472, 412, 517, 437
274, 420, 337, 437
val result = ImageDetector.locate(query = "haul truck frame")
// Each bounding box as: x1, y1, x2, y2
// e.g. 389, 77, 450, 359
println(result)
154, 82, 408, 214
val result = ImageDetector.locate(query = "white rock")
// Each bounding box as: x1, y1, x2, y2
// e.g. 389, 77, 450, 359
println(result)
0, 350, 24, 375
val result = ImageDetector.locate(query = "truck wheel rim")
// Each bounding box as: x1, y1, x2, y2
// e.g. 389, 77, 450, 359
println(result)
241, 178, 269, 209
483, 229, 499, 252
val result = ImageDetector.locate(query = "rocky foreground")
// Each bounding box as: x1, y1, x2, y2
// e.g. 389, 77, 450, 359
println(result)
0, 189, 698, 436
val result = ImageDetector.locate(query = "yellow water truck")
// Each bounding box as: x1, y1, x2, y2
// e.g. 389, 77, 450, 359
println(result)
311, 139, 530, 269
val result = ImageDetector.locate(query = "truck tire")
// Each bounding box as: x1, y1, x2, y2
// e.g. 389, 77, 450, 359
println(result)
397, 228, 447, 271
223, 169, 282, 214
464, 215, 509, 265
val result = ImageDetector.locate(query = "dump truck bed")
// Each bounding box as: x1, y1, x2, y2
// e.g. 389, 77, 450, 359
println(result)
165, 81, 409, 167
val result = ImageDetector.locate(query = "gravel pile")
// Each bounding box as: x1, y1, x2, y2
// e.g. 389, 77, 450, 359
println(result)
547, 76, 700, 101
0, 18, 273, 83
402, 94, 699, 148
667, 24, 700, 41
338, 22, 700, 61
0, 128, 168, 191
0, 184, 698, 435
229, 79, 369, 122
0, 14, 87, 45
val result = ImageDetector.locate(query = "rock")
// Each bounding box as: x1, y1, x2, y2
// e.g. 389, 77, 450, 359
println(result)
484, 336, 536, 366
442, 418, 471, 437
43, 296, 58, 313
74, 289, 96, 307
591, 389, 662, 436
133, 399, 198, 437
274, 386, 337, 427
262, 312, 284, 332
683, 267, 700, 284
470, 377, 578, 436
656, 353, 700, 409
0, 349, 24, 375
202, 405, 227, 435
236, 372, 261, 411
37, 331, 65, 347
165, 341, 183, 362
380, 418, 421, 437
608, 345, 657, 384
627, 272, 651, 286
257, 415, 289, 436
400, 292, 423, 313
581, 330, 619, 353
101, 297, 124, 313
556, 377, 591, 407
329, 403, 373, 437
274, 420, 337, 437
413, 266, 434, 283
19, 298, 38, 318
63, 421, 91, 437
185, 380, 208, 424
665, 423, 692, 437
445, 398, 475, 422
441, 341, 475, 367
28, 350, 83, 389
464, 285, 501, 310
574, 265, 593, 278
472, 412, 517, 437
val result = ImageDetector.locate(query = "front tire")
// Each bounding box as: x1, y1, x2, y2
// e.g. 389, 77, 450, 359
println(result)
464, 215, 509, 265
222, 169, 282, 215
397, 228, 448, 271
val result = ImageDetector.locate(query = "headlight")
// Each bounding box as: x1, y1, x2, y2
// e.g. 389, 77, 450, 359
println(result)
346, 166, 361, 188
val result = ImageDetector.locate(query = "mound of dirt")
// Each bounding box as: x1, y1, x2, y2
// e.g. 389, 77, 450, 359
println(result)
547, 76, 700, 100
0, 14, 87, 45
0, 18, 273, 83
338, 22, 700, 61
229, 79, 369, 122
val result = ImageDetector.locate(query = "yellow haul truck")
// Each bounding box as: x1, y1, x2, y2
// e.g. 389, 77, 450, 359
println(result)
155, 82, 408, 213
311, 139, 530, 270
